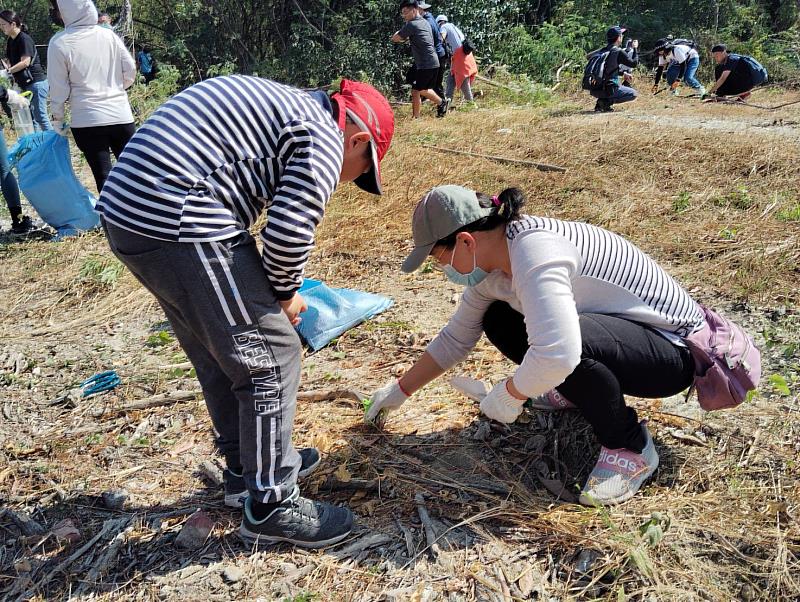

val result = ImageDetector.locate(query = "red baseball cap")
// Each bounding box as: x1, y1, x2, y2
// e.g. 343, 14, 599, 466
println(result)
331, 79, 395, 195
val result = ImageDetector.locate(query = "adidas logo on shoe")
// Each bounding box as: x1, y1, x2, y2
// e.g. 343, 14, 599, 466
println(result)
597, 449, 641, 473
579, 421, 659, 506
528, 389, 577, 412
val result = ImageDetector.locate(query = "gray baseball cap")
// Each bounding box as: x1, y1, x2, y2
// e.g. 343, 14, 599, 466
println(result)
401, 185, 494, 273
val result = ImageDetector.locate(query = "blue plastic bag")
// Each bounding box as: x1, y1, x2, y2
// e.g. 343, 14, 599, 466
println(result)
9, 132, 99, 238
295, 279, 393, 351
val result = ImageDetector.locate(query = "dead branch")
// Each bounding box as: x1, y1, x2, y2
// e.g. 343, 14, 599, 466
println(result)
296, 388, 364, 403
551, 59, 572, 91
113, 390, 203, 414
414, 493, 440, 559
28, 518, 129, 599
78, 523, 134, 593
0, 508, 46, 536
324, 476, 380, 492
198, 460, 223, 487
422, 144, 567, 173
475, 74, 523, 93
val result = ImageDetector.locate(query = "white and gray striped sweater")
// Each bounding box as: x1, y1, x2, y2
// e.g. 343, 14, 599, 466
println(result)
427, 215, 705, 398
96, 75, 344, 299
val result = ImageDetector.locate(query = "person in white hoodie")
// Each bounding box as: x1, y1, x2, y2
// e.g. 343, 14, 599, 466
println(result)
47, 0, 136, 192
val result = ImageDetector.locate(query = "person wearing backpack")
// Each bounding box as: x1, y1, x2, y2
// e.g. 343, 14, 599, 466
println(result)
364, 184, 760, 505
417, 2, 448, 109
657, 39, 705, 96
436, 15, 478, 104
705, 44, 768, 102
136, 46, 157, 85
391, 0, 447, 118
584, 26, 639, 113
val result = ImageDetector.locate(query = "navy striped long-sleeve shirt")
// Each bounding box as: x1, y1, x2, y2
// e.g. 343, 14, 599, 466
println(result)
96, 75, 344, 300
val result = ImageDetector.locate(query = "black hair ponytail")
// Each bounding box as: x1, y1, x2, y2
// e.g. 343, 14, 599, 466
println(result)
496, 187, 525, 221
0, 10, 27, 32
436, 186, 527, 248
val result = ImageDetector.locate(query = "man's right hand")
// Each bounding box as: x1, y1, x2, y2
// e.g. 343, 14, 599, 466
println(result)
364, 380, 409, 425
279, 292, 307, 326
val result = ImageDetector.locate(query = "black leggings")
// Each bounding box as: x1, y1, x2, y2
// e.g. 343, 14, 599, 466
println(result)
71, 122, 136, 193
482, 302, 695, 452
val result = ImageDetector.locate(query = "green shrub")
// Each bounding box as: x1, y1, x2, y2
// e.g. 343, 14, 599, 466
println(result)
129, 65, 181, 125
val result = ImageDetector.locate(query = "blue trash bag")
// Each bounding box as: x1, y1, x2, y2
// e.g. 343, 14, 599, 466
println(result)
295, 279, 393, 351
8, 131, 99, 238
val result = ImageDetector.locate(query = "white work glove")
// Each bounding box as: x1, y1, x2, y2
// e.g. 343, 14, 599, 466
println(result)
479, 378, 526, 424
6, 89, 29, 108
364, 380, 408, 425
52, 120, 68, 137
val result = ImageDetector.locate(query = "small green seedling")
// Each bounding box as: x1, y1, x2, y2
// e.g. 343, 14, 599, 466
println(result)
362, 397, 387, 428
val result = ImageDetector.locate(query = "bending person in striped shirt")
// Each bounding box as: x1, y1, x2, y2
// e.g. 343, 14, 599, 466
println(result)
97, 76, 395, 548
366, 185, 708, 506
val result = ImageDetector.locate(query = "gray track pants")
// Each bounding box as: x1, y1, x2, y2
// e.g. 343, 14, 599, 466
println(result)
104, 221, 302, 504
445, 73, 473, 101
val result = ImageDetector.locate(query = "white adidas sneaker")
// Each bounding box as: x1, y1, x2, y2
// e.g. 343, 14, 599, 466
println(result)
579, 422, 659, 506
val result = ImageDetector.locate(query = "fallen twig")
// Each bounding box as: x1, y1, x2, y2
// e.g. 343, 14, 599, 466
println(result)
113, 390, 203, 413
550, 59, 572, 91
0, 508, 46, 536
414, 493, 440, 559
158, 361, 193, 371
422, 144, 567, 173
78, 523, 134, 593
476, 74, 523, 93
296, 388, 364, 403
26, 518, 129, 600
198, 460, 223, 487
709, 96, 800, 110
324, 476, 380, 492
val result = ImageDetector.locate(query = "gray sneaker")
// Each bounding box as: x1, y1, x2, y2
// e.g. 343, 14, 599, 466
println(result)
239, 486, 353, 548
224, 447, 321, 508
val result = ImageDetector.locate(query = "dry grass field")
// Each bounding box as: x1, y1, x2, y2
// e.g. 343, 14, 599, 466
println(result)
0, 82, 798, 601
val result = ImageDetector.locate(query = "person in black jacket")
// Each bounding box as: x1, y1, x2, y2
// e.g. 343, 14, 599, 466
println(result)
587, 26, 639, 113
0, 10, 52, 131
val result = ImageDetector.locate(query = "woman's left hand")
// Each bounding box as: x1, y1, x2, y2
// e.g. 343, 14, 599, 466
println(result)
479, 378, 526, 423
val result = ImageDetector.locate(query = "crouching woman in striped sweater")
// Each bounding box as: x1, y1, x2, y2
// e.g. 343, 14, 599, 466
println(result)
366, 185, 706, 505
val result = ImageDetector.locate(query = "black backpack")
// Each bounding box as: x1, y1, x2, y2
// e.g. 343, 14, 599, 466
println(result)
582, 50, 610, 92
462, 37, 475, 55
672, 38, 698, 50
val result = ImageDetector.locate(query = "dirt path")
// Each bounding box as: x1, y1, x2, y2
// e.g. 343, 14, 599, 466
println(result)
570, 92, 800, 139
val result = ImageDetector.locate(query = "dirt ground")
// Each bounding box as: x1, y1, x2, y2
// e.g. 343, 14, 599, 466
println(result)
0, 84, 799, 601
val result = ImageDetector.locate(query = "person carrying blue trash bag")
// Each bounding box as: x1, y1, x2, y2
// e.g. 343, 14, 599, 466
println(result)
8, 129, 99, 238
97, 76, 395, 549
